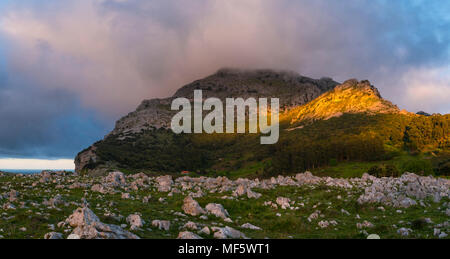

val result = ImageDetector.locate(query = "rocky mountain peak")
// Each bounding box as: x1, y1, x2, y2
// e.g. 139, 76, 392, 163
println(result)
109, 68, 339, 136
173, 68, 339, 105
338, 79, 382, 98
416, 111, 431, 116
286, 79, 402, 124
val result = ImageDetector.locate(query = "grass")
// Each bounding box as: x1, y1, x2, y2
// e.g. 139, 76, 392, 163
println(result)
308, 153, 435, 178
0, 173, 448, 239
185, 152, 440, 180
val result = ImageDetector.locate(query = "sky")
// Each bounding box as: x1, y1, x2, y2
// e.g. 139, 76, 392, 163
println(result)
0, 0, 449, 169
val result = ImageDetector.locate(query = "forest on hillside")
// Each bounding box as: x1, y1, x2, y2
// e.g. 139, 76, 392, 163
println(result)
84, 113, 450, 177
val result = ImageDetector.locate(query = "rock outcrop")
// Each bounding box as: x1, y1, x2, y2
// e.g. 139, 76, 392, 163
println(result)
286, 79, 405, 125
65, 207, 139, 239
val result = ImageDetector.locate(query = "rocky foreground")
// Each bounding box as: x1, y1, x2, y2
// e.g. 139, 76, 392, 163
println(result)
0, 171, 448, 239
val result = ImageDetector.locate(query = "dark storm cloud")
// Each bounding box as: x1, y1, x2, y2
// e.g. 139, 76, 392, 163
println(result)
0, 0, 449, 158
0, 74, 110, 158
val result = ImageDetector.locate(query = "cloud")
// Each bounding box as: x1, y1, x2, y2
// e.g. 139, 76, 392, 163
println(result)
0, 0, 449, 158
0, 80, 110, 158
0, 158, 74, 170
400, 67, 450, 114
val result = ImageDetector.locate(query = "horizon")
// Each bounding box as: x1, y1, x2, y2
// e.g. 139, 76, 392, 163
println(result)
0, 158, 74, 170
0, 0, 449, 168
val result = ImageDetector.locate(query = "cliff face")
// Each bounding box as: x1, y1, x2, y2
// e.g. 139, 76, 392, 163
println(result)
75, 68, 339, 174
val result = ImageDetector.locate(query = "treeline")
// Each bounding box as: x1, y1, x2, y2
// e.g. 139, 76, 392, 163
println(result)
95, 128, 214, 173
269, 113, 450, 175
88, 113, 450, 176
402, 115, 450, 151
271, 134, 385, 174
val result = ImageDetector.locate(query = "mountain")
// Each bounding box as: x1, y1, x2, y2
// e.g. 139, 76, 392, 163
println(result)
416, 111, 431, 116
284, 79, 406, 125
75, 69, 450, 176
75, 69, 339, 174
107, 68, 338, 137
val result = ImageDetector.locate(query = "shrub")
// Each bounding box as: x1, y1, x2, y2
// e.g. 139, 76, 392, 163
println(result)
368, 164, 400, 177
431, 152, 450, 176
434, 161, 450, 176
329, 158, 338, 167
400, 159, 433, 176
368, 165, 383, 177
411, 218, 427, 230
384, 164, 400, 177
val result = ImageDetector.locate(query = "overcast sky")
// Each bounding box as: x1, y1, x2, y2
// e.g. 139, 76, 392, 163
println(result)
0, 0, 449, 165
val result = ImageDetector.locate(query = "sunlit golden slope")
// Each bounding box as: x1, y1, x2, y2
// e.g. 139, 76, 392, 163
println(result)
283, 79, 408, 125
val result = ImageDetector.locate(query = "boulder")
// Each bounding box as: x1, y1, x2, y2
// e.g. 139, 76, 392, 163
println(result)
241, 223, 261, 230
156, 175, 173, 192
182, 196, 205, 216
183, 221, 198, 230
356, 221, 374, 229
126, 214, 144, 230
397, 228, 411, 237
200, 226, 210, 235
66, 207, 100, 227
9, 190, 19, 202
105, 171, 126, 187
65, 206, 139, 239
205, 203, 229, 219
212, 226, 247, 239
49, 194, 64, 207
44, 232, 63, 239
233, 185, 246, 197
233, 185, 262, 199
91, 184, 108, 194
67, 234, 80, 239
246, 189, 262, 199
177, 231, 202, 239
152, 220, 170, 231
276, 197, 291, 209
71, 221, 140, 239
318, 220, 330, 228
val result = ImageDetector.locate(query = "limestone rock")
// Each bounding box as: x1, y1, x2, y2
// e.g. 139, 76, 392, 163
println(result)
205, 203, 229, 219
105, 171, 126, 187
177, 231, 202, 239
156, 175, 173, 192
67, 234, 80, 239
241, 223, 261, 230
66, 207, 100, 228
276, 197, 291, 209
91, 184, 108, 194
9, 190, 19, 202
212, 226, 247, 239
65, 206, 139, 239
397, 228, 411, 237
44, 232, 63, 239
182, 196, 205, 216
183, 221, 198, 230
127, 214, 144, 230
152, 220, 170, 231
200, 226, 210, 235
